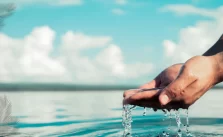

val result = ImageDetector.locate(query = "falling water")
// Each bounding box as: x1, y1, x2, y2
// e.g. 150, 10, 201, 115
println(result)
185, 109, 193, 137
122, 106, 193, 137
175, 110, 182, 137
122, 105, 133, 137
163, 109, 169, 136
168, 111, 172, 131
163, 109, 168, 121
122, 88, 193, 136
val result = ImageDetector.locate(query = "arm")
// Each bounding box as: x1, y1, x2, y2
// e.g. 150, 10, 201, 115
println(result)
124, 34, 223, 109
203, 34, 223, 82
203, 34, 223, 56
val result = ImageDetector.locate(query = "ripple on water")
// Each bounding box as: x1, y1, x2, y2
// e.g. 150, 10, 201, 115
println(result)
5, 90, 223, 137
10, 114, 223, 137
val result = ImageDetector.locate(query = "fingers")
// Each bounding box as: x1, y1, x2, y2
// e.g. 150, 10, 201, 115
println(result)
123, 77, 160, 98
139, 77, 160, 89
123, 89, 141, 98
123, 90, 160, 105
159, 69, 197, 106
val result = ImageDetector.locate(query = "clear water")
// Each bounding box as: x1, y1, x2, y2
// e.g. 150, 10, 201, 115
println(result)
1, 89, 223, 136
122, 105, 133, 136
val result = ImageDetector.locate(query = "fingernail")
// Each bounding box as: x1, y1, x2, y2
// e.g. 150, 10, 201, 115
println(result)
161, 94, 169, 105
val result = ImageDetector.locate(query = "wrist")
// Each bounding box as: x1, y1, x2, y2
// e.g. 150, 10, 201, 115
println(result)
212, 52, 223, 83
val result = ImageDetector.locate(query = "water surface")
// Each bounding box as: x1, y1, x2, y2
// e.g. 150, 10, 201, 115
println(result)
1, 89, 223, 136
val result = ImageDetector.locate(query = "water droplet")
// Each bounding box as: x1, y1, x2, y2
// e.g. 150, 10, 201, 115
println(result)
162, 109, 168, 121
166, 133, 170, 137
143, 107, 147, 116
164, 109, 168, 117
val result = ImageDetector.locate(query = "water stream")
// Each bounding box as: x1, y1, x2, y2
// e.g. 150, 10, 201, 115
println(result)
122, 106, 193, 137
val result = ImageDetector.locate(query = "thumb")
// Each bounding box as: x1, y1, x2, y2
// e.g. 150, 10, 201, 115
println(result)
159, 70, 196, 105
159, 86, 176, 106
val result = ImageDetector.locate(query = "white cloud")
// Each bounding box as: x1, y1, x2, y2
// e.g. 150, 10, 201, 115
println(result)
112, 8, 125, 15
59, 31, 153, 83
160, 4, 222, 18
0, 26, 67, 82
0, 0, 83, 6
115, 0, 127, 5
20, 27, 66, 77
0, 26, 154, 84
95, 45, 154, 79
61, 31, 112, 52
96, 45, 126, 76
54, 0, 82, 6
162, 5, 223, 64
163, 40, 176, 57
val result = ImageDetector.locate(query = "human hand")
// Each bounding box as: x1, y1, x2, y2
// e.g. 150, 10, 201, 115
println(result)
123, 55, 220, 109
123, 63, 183, 108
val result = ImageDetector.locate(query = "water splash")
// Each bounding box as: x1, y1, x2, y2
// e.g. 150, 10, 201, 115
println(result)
122, 105, 133, 137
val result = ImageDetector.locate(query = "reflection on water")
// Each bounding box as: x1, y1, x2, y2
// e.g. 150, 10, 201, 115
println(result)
0, 89, 222, 136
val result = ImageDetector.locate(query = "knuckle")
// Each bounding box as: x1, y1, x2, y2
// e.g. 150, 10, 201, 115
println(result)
171, 85, 181, 93
169, 84, 183, 95
164, 87, 177, 99
179, 88, 186, 96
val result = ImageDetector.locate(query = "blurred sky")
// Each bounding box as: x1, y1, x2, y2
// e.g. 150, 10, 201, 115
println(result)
0, 0, 223, 85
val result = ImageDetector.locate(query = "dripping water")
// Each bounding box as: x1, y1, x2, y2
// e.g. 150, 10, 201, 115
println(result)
163, 109, 168, 121
162, 109, 169, 137
175, 110, 182, 137
168, 111, 172, 131
143, 107, 147, 116
185, 109, 193, 137
122, 105, 134, 137
122, 107, 194, 137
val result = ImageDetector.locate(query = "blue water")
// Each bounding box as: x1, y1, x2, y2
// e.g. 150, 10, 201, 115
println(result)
1, 89, 223, 136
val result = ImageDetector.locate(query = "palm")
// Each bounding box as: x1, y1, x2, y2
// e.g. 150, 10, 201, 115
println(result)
123, 64, 183, 108
158, 64, 182, 87
140, 64, 182, 89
